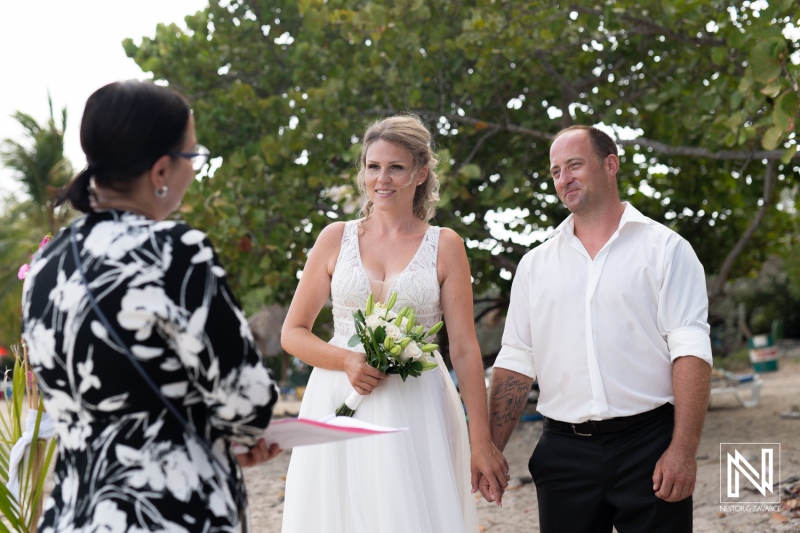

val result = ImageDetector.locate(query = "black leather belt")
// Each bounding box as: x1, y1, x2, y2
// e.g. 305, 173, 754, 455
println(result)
544, 403, 674, 436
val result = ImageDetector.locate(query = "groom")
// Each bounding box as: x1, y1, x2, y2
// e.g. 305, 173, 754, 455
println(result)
484, 126, 712, 532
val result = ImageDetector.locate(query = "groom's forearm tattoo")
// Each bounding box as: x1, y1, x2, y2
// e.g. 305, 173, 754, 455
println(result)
490, 375, 530, 428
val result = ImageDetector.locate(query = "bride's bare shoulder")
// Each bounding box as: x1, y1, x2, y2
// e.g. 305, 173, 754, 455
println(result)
309, 222, 349, 270
437, 227, 466, 252
433, 228, 470, 287
436, 228, 469, 282
316, 221, 348, 243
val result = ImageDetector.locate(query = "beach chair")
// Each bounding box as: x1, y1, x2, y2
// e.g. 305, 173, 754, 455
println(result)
709, 369, 763, 409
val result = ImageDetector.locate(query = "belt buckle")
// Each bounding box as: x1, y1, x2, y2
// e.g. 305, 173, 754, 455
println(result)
571, 423, 592, 437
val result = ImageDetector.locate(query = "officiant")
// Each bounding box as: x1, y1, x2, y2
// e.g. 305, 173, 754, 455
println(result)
22, 80, 280, 532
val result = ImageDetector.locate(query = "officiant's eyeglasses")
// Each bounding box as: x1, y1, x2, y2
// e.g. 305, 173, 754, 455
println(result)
170, 144, 211, 171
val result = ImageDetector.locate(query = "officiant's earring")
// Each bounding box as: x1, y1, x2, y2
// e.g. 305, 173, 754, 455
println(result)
155, 185, 169, 198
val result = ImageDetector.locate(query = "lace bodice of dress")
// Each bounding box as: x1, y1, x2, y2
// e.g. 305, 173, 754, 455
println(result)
330, 221, 442, 346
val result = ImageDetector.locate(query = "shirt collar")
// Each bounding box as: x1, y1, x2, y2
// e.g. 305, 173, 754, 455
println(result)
618, 201, 649, 228
554, 201, 648, 242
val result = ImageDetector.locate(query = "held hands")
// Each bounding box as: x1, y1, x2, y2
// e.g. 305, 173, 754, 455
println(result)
471, 439, 510, 507
652, 443, 697, 502
236, 438, 282, 468
344, 351, 387, 395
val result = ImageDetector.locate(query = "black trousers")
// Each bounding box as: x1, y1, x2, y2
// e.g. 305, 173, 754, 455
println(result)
529, 409, 692, 533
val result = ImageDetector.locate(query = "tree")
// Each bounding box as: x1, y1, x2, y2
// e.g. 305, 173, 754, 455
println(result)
0, 98, 72, 346
124, 0, 799, 344
1, 96, 73, 235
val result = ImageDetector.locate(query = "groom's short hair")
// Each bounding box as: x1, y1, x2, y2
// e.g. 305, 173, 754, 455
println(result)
552, 126, 619, 163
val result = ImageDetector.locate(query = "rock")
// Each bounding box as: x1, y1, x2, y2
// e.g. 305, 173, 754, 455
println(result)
770, 512, 788, 523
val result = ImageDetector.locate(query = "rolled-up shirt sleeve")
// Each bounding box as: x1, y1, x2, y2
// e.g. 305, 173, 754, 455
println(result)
658, 238, 713, 365
494, 253, 536, 379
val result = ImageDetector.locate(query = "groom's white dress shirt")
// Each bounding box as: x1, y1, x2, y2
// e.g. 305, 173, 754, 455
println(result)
494, 202, 712, 424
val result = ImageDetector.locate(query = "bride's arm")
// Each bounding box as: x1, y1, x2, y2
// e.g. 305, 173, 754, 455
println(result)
281, 223, 387, 395
438, 228, 509, 504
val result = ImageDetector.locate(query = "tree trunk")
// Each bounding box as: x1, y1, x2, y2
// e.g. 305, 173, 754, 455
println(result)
708, 162, 776, 305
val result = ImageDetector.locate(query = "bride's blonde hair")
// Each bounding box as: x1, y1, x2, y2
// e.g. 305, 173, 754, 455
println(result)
356, 115, 440, 222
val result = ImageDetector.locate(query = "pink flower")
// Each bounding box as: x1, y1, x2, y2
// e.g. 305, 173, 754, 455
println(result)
17, 234, 52, 281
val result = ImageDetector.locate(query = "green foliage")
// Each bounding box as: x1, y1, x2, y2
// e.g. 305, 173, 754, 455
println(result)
0, 97, 73, 235
712, 256, 800, 356
0, 350, 57, 532
124, 0, 800, 316
713, 345, 752, 372
0, 100, 74, 347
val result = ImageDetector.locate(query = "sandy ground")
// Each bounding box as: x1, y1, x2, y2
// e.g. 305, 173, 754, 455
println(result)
244, 358, 800, 532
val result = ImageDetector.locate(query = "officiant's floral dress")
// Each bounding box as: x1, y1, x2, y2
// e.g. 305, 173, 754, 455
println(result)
21, 209, 278, 532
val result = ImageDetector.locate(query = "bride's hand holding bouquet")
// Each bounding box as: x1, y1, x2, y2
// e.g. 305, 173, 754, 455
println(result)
343, 351, 387, 397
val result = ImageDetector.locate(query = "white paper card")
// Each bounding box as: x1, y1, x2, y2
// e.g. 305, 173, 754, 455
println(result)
242, 416, 408, 450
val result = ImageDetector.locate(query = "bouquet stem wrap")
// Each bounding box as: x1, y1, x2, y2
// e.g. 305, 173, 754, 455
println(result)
336, 390, 363, 417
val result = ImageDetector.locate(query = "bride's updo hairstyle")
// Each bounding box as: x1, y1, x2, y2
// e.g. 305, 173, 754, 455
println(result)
356, 115, 441, 222
57, 80, 190, 213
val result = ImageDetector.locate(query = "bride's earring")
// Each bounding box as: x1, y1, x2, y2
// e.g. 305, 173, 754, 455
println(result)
155, 185, 169, 198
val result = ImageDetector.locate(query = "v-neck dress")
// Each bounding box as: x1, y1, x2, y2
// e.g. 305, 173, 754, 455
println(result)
281, 220, 478, 533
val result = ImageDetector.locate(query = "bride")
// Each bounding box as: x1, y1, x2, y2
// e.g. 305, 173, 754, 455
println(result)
280, 115, 508, 532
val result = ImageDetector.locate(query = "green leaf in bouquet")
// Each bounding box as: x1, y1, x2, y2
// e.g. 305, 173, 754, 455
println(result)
347, 334, 361, 347
355, 309, 366, 325
373, 326, 386, 344
411, 361, 423, 373
368, 327, 381, 356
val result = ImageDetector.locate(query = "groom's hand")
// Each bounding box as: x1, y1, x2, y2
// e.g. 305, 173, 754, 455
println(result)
476, 473, 505, 506
344, 352, 387, 395
471, 440, 509, 507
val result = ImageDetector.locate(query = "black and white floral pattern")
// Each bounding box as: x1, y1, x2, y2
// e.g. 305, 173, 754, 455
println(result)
21, 210, 277, 532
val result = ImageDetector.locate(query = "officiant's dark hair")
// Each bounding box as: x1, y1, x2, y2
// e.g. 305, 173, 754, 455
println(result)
57, 80, 190, 213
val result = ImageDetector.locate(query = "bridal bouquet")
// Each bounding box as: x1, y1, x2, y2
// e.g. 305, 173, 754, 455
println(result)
336, 292, 442, 417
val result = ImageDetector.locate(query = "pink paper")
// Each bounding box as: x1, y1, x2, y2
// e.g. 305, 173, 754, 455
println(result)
240, 416, 408, 450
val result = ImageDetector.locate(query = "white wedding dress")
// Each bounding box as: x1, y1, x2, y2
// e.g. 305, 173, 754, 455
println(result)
281, 220, 478, 533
